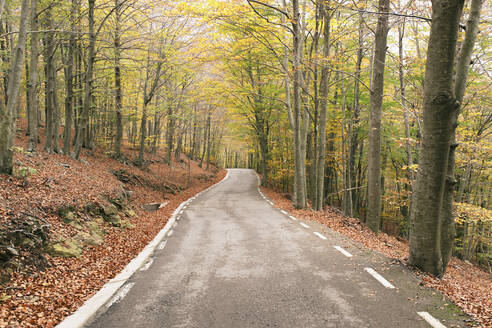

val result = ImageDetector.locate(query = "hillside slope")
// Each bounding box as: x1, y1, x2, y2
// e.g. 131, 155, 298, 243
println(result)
0, 127, 225, 327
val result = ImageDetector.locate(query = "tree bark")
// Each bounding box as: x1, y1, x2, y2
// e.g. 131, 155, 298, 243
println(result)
315, 1, 330, 211
440, 0, 483, 271
27, 0, 38, 152
366, 0, 390, 233
113, 0, 123, 157
0, 0, 29, 173
409, 0, 464, 277
62, 0, 76, 155
73, 0, 96, 160
292, 0, 306, 208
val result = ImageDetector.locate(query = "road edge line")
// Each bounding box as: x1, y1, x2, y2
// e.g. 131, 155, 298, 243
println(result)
56, 169, 230, 328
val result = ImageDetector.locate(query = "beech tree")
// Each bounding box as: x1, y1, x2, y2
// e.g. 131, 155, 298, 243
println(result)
409, 0, 465, 276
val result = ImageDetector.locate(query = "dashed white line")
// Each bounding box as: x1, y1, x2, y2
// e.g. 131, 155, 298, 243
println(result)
333, 246, 353, 257
173, 221, 178, 228
167, 229, 174, 237
364, 267, 395, 289
140, 258, 154, 271
417, 312, 447, 328
289, 216, 297, 221
299, 222, 310, 228
176, 216, 181, 221
157, 240, 167, 250
313, 232, 327, 240
179, 210, 183, 215
267, 201, 273, 205
280, 210, 288, 215
107, 282, 135, 308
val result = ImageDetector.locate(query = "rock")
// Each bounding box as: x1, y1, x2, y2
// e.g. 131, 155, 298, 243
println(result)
58, 207, 77, 223
47, 240, 82, 258
142, 203, 161, 211
103, 204, 118, 216
124, 208, 137, 217
120, 220, 135, 230
104, 214, 121, 227
21, 238, 36, 249
75, 231, 103, 246
6, 247, 18, 256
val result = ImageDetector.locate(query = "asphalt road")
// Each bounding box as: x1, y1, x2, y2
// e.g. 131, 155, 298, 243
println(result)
88, 169, 467, 328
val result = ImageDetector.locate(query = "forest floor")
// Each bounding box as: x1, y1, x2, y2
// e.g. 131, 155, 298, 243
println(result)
261, 187, 492, 328
0, 124, 225, 327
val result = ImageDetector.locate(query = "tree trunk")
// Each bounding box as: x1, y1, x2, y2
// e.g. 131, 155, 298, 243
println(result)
27, 0, 38, 152
113, 0, 123, 157
73, 0, 96, 160
292, 0, 306, 209
366, 0, 390, 233
62, 0, 76, 155
409, 0, 464, 277
0, 0, 29, 173
440, 0, 483, 271
315, 1, 330, 211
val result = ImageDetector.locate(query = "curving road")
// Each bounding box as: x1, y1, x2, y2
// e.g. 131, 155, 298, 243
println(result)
88, 169, 467, 328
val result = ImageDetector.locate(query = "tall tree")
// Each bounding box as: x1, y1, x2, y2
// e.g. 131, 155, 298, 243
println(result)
366, 0, 390, 233
409, 0, 465, 276
27, 0, 39, 152
0, 0, 30, 173
440, 0, 484, 270
314, 1, 330, 211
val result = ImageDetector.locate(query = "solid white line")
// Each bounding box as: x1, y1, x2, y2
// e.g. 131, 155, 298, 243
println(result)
364, 268, 395, 289
157, 240, 167, 250
289, 216, 297, 221
299, 222, 310, 228
333, 246, 353, 258
417, 312, 447, 328
313, 232, 327, 240
140, 258, 154, 271
167, 229, 174, 237
106, 283, 135, 308
281, 210, 288, 215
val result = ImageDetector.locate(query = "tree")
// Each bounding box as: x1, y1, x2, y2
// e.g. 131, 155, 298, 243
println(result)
409, 0, 465, 276
0, 0, 30, 173
366, 0, 390, 233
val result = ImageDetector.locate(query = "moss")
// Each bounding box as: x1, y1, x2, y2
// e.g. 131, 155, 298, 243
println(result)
46, 240, 82, 258
120, 219, 135, 230
75, 231, 103, 246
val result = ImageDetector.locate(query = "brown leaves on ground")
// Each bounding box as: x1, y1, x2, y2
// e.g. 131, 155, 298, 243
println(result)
0, 132, 225, 327
261, 187, 492, 328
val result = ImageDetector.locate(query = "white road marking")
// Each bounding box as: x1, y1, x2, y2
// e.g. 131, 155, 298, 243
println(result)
157, 240, 167, 250
313, 232, 327, 240
176, 216, 181, 221
267, 201, 273, 205
173, 221, 178, 228
299, 222, 310, 228
289, 216, 297, 221
364, 268, 395, 289
179, 210, 183, 215
281, 210, 288, 215
167, 229, 174, 237
140, 258, 154, 271
333, 246, 353, 257
107, 283, 135, 308
417, 312, 447, 328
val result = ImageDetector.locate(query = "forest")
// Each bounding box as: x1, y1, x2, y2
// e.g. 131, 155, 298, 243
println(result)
0, 0, 490, 326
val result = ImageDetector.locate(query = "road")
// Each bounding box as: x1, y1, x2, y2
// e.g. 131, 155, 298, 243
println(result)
88, 169, 467, 328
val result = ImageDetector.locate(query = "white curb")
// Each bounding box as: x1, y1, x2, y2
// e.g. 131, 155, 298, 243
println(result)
56, 169, 230, 328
